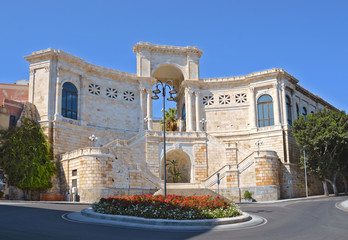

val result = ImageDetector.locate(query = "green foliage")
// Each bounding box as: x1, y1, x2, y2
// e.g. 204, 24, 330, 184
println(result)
166, 159, 183, 183
0, 118, 56, 196
243, 190, 253, 199
161, 107, 178, 131
292, 109, 348, 194
0, 191, 4, 198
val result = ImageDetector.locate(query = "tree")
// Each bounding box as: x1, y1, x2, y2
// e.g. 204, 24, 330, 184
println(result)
166, 159, 183, 183
0, 118, 56, 200
161, 107, 178, 131
292, 109, 348, 196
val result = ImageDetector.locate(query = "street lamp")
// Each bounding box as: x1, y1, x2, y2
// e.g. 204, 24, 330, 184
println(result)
144, 116, 151, 129
151, 80, 177, 197
303, 146, 309, 197
255, 140, 263, 156
200, 118, 207, 131
89, 134, 98, 147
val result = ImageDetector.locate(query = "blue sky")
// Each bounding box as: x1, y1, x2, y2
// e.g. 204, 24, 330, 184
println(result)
1, 0, 347, 117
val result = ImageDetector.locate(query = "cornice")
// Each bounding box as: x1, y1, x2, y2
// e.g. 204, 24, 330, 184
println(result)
133, 42, 203, 58
24, 48, 154, 84
295, 85, 337, 110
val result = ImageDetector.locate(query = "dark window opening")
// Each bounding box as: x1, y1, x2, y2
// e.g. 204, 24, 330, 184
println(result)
296, 103, 299, 118
72, 169, 77, 177
62, 82, 78, 120
9, 115, 16, 127
286, 96, 292, 125
72, 179, 77, 188
302, 107, 307, 120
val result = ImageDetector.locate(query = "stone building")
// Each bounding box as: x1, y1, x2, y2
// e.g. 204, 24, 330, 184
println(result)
22, 42, 336, 202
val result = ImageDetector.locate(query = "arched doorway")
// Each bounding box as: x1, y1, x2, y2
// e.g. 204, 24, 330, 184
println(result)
161, 149, 191, 183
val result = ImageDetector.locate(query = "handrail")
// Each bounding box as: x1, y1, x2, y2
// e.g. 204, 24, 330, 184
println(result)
202, 164, 232, 183
238, 151, 257, 166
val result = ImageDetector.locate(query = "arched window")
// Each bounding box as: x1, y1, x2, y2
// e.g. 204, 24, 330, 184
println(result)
302, 107, 307, 120
62, 82, 78, 120
286, 96, 292, 125
296, 103, 299, 118
257, 94, 274, 127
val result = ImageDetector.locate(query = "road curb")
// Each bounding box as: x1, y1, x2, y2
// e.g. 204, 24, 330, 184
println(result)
81, 208, 251, 226
63, 208, 266, 231
336, 200, 348, 212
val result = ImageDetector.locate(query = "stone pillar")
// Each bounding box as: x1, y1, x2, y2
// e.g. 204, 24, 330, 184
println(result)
225, 142, 237, 165
281, 83, 288, 127
54, 67, 62, 118
249, 87, 257, 128
273, 83, 281, 126
185, 88, 193, 132
195, 90, 201, 131
146, 89, 153, 130
139, 87, 146, 130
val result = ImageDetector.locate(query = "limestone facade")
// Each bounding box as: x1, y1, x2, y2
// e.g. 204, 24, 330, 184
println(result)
22, 42, 336, 202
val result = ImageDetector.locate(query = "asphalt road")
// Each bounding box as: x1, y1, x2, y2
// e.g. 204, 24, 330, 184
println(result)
0, 196, 347, 240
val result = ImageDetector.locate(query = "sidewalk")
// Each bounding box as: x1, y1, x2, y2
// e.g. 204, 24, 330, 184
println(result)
336, 199, 348, 212
238, 194, 346, 205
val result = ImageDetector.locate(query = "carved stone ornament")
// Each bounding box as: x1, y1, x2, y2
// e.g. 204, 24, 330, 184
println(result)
174, 143, 182, 150
44, 65, 50, 72
139, 87, 147, 93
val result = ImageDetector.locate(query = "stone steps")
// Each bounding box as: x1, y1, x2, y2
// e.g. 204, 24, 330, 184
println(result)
153, 187, 233, 202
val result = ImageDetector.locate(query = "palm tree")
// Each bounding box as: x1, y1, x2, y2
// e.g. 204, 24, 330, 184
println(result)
166, 159, 183, 183
161, 107, 177, 131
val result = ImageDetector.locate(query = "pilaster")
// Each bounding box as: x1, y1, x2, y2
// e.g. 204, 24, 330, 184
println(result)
273, 83, 281, 126
249, 86, 257, 128
146, 89, 153, 130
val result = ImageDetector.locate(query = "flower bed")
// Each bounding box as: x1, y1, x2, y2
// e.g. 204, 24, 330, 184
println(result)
92, 194, 242, 220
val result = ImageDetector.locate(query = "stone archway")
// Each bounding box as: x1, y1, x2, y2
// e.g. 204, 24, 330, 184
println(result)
161, 149, 191, 183
152, 64, 186, 132
152, 64, 184, 92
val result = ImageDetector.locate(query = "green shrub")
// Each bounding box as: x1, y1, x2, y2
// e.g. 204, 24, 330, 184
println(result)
243, 190, 253, 199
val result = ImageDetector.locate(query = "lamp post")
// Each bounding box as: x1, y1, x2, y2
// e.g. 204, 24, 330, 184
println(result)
200, 118, 209, 176
200, 118, 207, 131
89, 134, 98, 147
303, 146, 309, 198
255, 140, 263, 156
144, 116, 151, 130
151, 80, 177, 197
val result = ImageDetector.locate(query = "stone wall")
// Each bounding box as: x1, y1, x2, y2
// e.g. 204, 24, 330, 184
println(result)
59, 147, 158, 202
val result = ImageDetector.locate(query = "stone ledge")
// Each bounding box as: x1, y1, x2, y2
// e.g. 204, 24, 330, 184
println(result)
81, 208, 251, 226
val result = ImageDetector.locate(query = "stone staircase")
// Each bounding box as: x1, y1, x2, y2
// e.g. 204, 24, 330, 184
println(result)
153, 183, 231, 201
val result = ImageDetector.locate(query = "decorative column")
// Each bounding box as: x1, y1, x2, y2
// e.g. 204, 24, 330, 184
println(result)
195, 90, 201, 131
185, 88, 193, 132
139, 87, 146, 130
249, 87, 257, 128
281, 83, 288, 127
273, 83, 281, 126
54, 66, 62, 119
78, 74, 84, 121
146, 89, 153, 130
